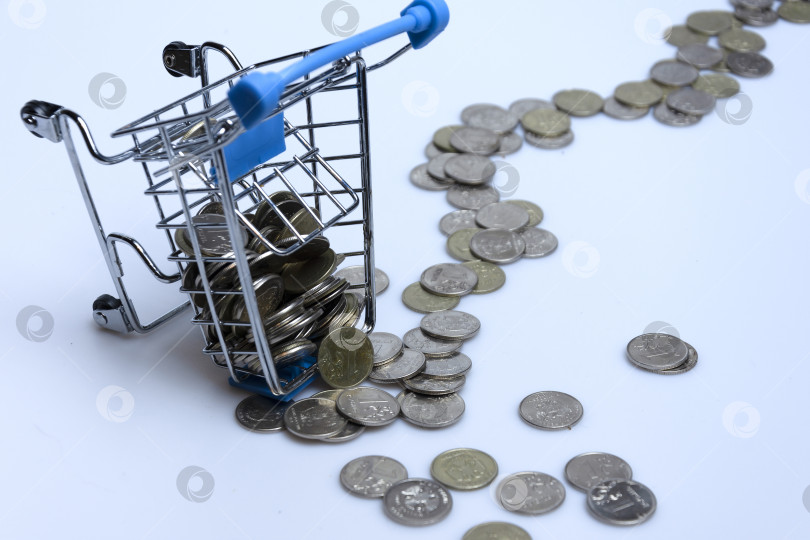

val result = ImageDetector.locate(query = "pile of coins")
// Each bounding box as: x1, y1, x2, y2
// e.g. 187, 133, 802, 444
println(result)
626, 333, 699, 375
338, 449, 656, 532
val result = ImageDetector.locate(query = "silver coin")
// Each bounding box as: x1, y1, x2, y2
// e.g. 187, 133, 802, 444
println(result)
565, 452, 634, 492
509, 97, 555, 119
420, 310, 481, 341
470, 229, 526, 264
383, 478, 453, 526
463, 104, 519, 135
322, 421, 365, 443
587, 480, 657, 526
402, 328, 463, 358
726, 51, 773, 78
410, 163, 450, 191
190, 214, 248, 256
450, 126, 501, 155
336, 386, 400, 427
235, 395, 290, 432
340, 455, 409, 498
655, 342, 699, 375
420, 263, 479, 297
463, 522, 531, 540
524, 129, 574, 150
475, 202, 530, 232
602, 96, 649, 120
444, 154, 497, 185
734, 5, 778, 27
519, 391, 583, 430
426, 153, 456, 183
649, 60, 699, 87
666, 88, 716, 116
496, 472, 566, 515
447, 184, 501, 210
520, 228, 558, 258
403, 374, 466, 395
732, 0, 773, 9
369, 348, 427, 382
424, 142, 444, 159
496, 132, 523, 156
423, 352, 472, 379
368, 332, 404, 366
283, 397, 348, 439
626, 333, 689, 370
333, 265, 389, 297
653, 102, 702, 127
676, 43, 724, 69
397, 390, 466, 428
439, 209, 478, 236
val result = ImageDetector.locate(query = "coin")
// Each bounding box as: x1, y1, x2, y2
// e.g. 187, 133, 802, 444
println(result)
726, 51, 773, 77
420, 310, 481, 341
626, 333, 689, 370
317, 327, 373, 388
653, 102, 702, 127
553, 89, 603, 117
565, 452, 634, 492
383, 478, 453, 526
655, 342, 698, 375
368, 332, 404, 366
403, 374, 466, 395
336, 386, 400, 426
401, 282, 461, 313
402, 328, 463, 358
665, 25, 710, 47
311, 389, 343, 400
686, 10, 734, 35
732, 0, 773, 9
447, 184, 500, 210
521, 108, 571, 137
450, 127, 501, 155
587, 480, 657, 526
463, 522, 531, 540
422, 352, 472, 378
692, 73, 740, 98
475, 202, 530, 231
322, 421, 365, 443
397, 390, 466, 428
602, 96, 649, 120
677, 43, 724, 69
340, 455, 408, 498
506, 200, 542, 226
735, 5, 778, 26
520, 227, 558, 258
718, 27, 766, 52
519, 391, 583, 430
420, 263, 479, 297
235, 394, 290, 432
271, 338, 317, 368
432, 125, 463, 153
463, 104, 519, 135
427, 153, 456, 183
424, 142, 443, 159
281, 248, 337, 295
613, 80, 663, 108
444, 154, 497, 185
470, 229, 526, 264
440, 209, 478, 236
283, 397, 348, 439
496, 472, 566, 515
525, 129, 574, 150
496, 132, 524, 156
431, 448, 498, 490
410, 163, 450, 191
649, 60, 699, 87
447, 228, 483, 261
779, 1, 810, 23
333, 265, 389, 297
666, 88, 716, 116
509, 97, 555, 118
461, 260, 506, 294
368, 347, 427, 382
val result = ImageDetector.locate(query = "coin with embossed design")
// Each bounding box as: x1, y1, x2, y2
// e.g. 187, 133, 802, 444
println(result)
431, 448, 498, 491
317, 327, 373, 389
565, 452, 634, 492
340, 455, 408, 498
496, 472, 566, 515
336, 386, 400, 427
283, 397, 347, 439
383, 478, 453, 526
519, 391, 583, 430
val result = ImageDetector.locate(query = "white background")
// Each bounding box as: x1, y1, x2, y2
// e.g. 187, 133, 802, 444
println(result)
2, 0, 810, 538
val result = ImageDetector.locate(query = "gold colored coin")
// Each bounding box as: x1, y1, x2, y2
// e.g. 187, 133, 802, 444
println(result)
317, 327, 373, 389
401, 282, 460, 313
463, 522, 531, 540
432, 125, 463, 153
686, 10, 734, 35
692, 73, 740, 98
779, 1, 810, 24
506, 200, 543, 227
718, 28, 766, 52
553, 89, 604, 117
665, 25, 710, 47
431, 448, 499, 490
461, 261, 506, 295
613, 81, 664, 108
281, 248, 337, 295
447, 228, 482, 261
520, 108, 571, 137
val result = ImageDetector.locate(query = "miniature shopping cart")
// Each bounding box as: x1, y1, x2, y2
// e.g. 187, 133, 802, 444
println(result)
20, 1, 449, 399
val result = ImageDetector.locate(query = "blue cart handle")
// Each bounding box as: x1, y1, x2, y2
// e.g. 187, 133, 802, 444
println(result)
228, 0, 449, 130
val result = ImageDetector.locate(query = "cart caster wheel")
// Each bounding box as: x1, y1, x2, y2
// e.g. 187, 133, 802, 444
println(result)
92, 294, 132, 333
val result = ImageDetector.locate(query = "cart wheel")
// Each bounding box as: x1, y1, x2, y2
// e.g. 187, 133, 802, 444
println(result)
92, 294, 132, 333
163, 41, 198, 78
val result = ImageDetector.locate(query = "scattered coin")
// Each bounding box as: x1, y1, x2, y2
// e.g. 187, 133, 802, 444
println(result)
427, 153, 456, 183
626, 333, 689, 371
461, 260, 506, 294
317, 327, 374, 389
506, 200, 543, 226
470, 229, 526, 264
397, 390, 466, 428
432, 125, 463, 153
440, 209, 478, 236
402, 328, 463, 358
519, 391, 584, 430
450, 126, 501, 155
692, 73, 740, 98
655, 342, 699, 375
718, 27, 766, 52
553, 89, 604, 117
444, 154, 497, 185
587, 480, 657, 526
422, 352, 473, 378
650, 60, 699, 87
410, 163, 450, 191
496, 472, 566, 515
369, 347, 427, 382
322, 421, 365, 443
235, 394, 290, 432
726, 51, 774, 77
420, 263, 479, 297
602, 96, 649, 120
383, 478, 453, 526
283, 397, 348, 439
496, 131, 524, 155
340, 455, 409, 498
521, 108, 571, 137
520, 228, 558, 258
447, 184, 501, 210
665, 25, 710, 47
565, 452, 634, 492
420, 310, 481, 341
336, 386, 400, 426
677, 43, 724, 68
463, 104, 519, 135
653, 102, 702, 127
509, 97, 555, 118
403, 373, 466, 395
447, 227, 483, 261
333, 265, 389, 297
424, 142, 443, 159
475, 202, 530, 231
686, 10, 734, 35
367, 332, 404, 366
401, 282, 461, 313
463, 522, 531, 540
524, 129, 574, 150
666, 87, 716, 116
431, 448, 498, 490
735, 5, 779, 26
614, 81, 663, 108
779, 1, 810, 24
